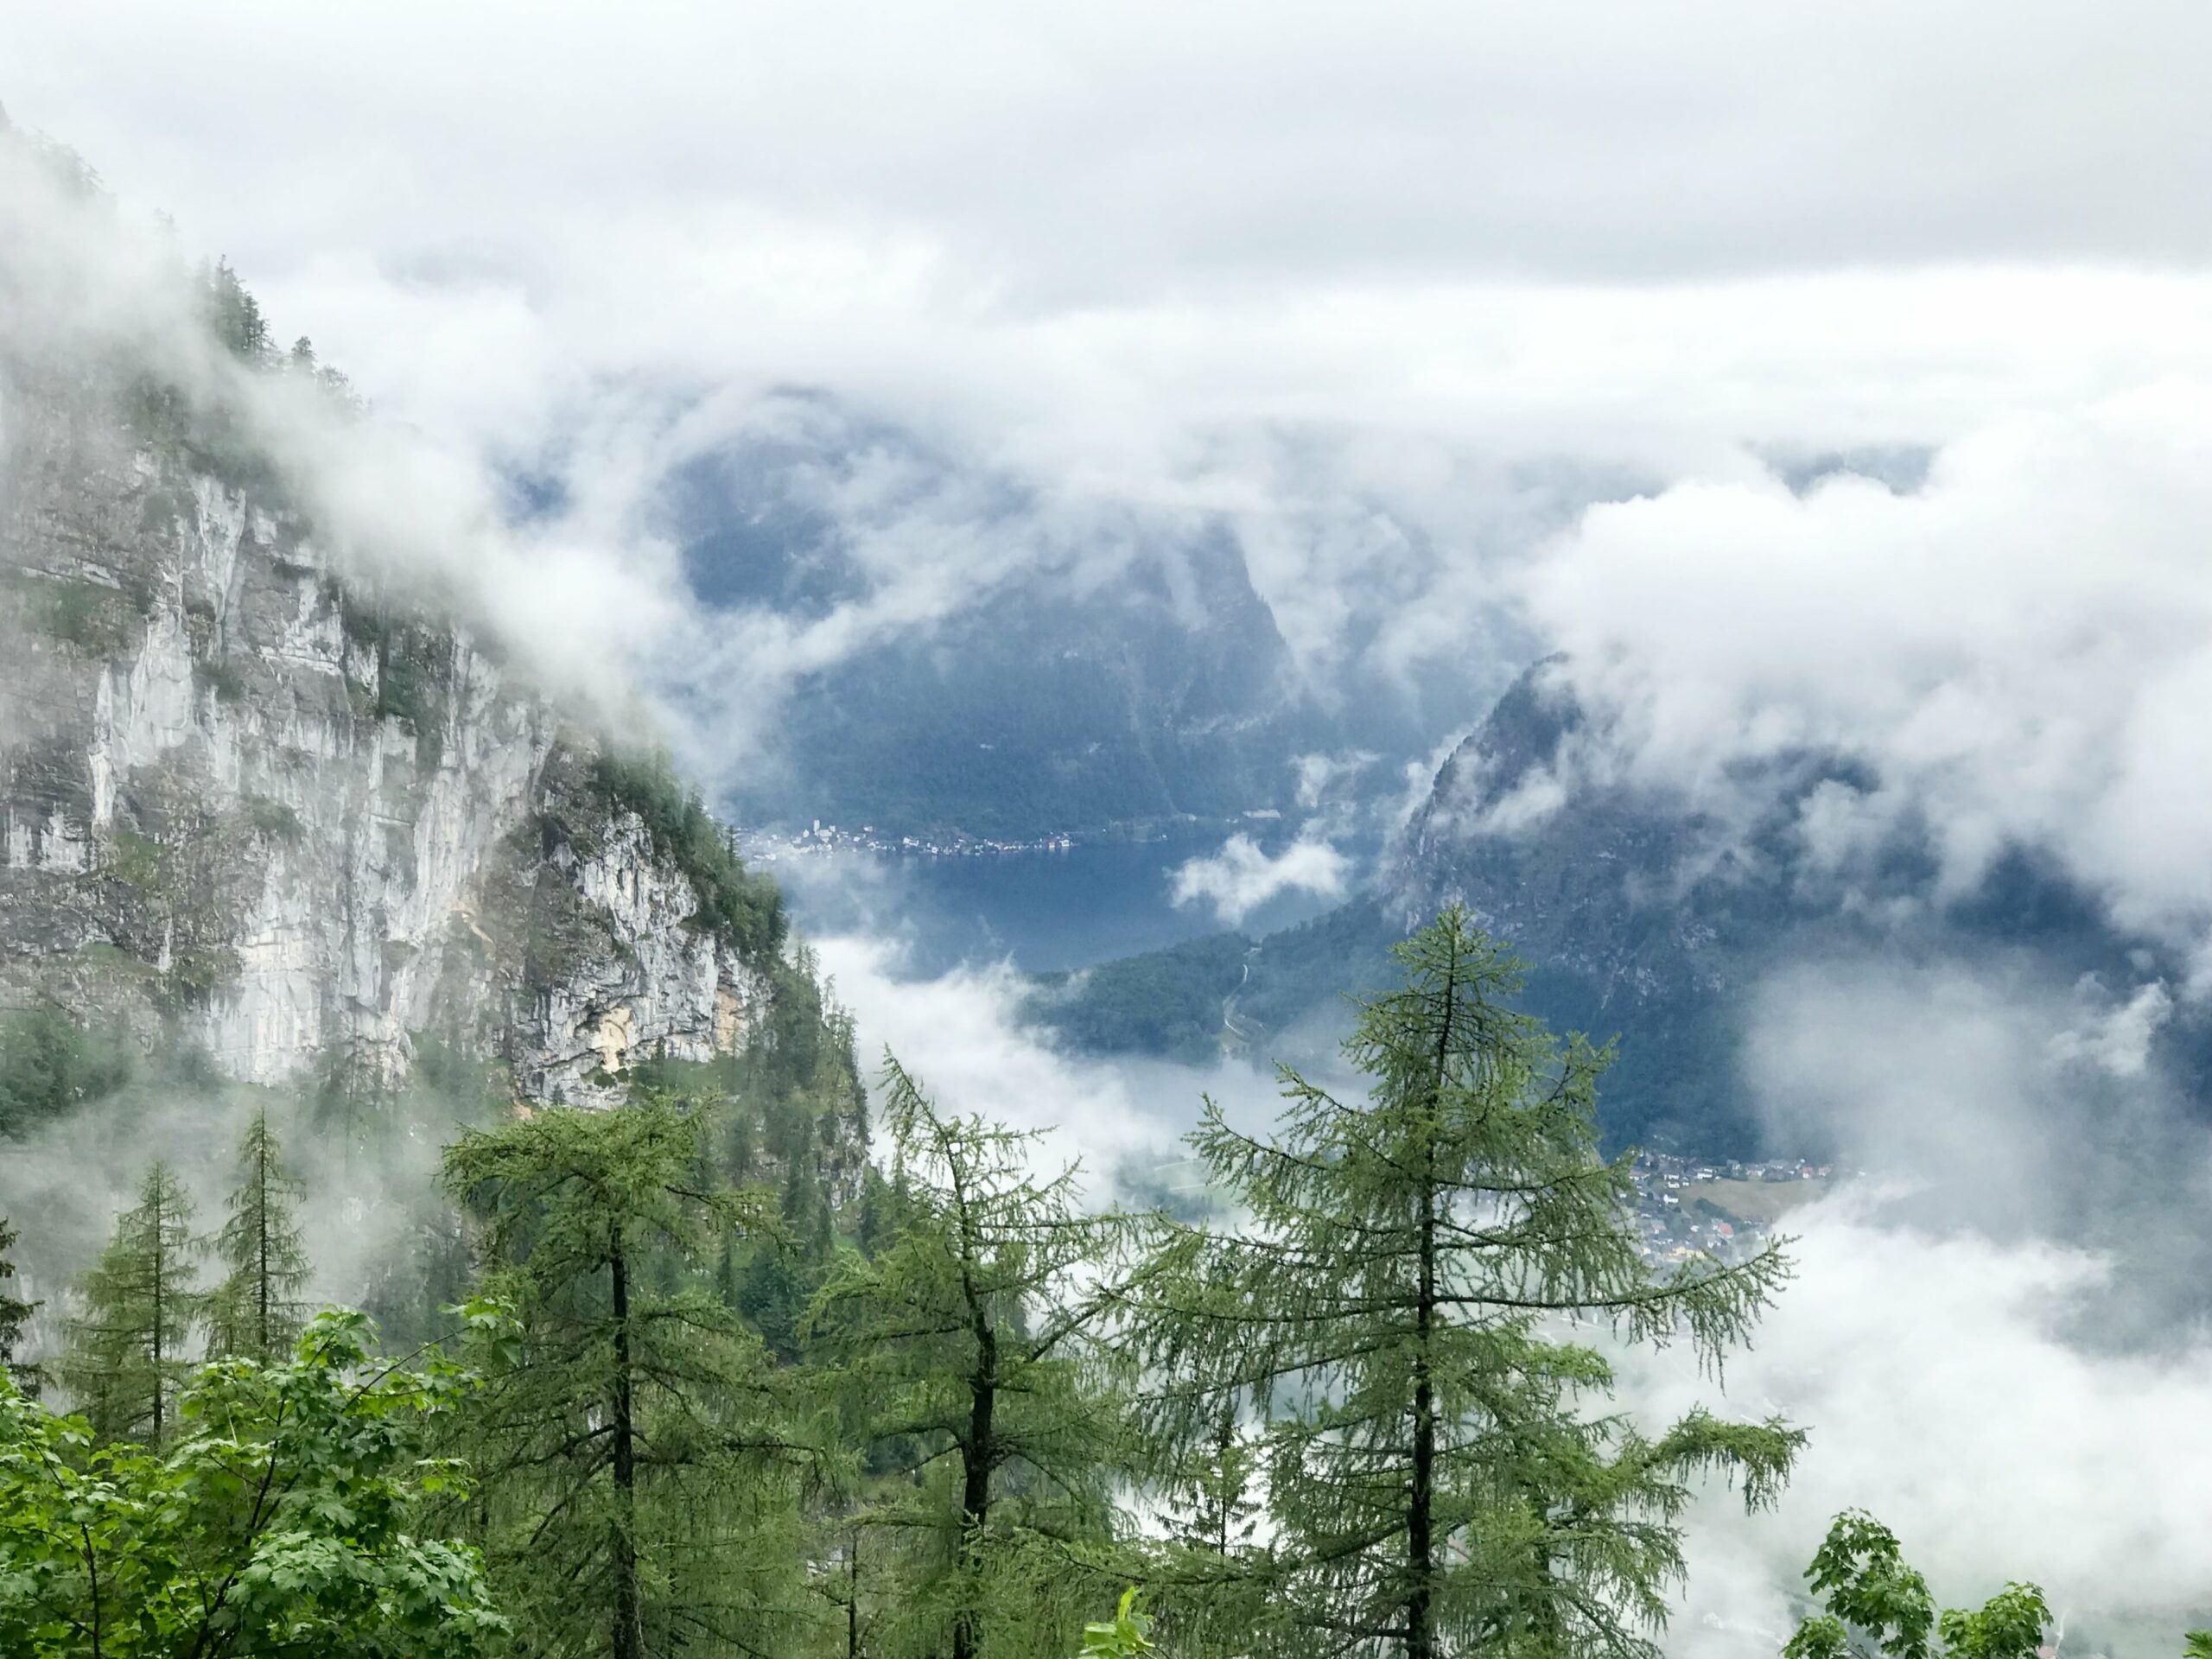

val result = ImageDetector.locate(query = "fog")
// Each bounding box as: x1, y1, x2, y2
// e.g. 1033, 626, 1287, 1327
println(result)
0, 1065, 485, 1364
1526, 389, 2212, 978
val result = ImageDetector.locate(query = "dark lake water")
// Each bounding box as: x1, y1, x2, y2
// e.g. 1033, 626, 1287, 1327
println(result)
772, 831, 1356, 975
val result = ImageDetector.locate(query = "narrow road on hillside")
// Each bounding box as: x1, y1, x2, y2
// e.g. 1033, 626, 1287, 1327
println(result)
1221, 945, 1262, 1045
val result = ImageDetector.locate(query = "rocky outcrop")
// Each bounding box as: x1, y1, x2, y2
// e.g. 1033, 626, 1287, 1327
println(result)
0, 357, 776, 1109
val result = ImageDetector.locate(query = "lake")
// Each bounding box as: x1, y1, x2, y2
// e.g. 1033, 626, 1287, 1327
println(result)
769, 830, 1357, 975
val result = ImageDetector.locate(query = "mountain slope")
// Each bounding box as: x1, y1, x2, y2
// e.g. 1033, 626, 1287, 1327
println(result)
663, 410, 1343, 840
0, 128, 794, 1114
1030, 659, 2184, 1154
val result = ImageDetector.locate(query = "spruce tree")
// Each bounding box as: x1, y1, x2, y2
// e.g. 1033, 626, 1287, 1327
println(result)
804, 1056, 1132, 1659
205, 1104, 314, 1363
443, 1096, 817, 1659
60, 1161, 201, 1445
1127, 906, 1803, 1659
0, 1216, 41, 1398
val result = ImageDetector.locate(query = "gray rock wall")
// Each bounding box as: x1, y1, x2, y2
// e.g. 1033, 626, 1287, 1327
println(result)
0, 362, 766, 1107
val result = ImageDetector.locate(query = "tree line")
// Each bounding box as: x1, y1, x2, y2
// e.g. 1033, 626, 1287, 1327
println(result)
0, 908, 2173, 1657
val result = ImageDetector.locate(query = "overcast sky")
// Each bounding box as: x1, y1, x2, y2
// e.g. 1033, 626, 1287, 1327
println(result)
10, 3, 2210, 460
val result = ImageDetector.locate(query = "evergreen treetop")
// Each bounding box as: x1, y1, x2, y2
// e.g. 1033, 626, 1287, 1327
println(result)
443, 1095, 815, 1659
0, 1217, 40, 1400
205, 1105, 314, 1364
60, 1161, 202, 1446
805, 1055, 1135, 1659
1124, 906, 1802, 1659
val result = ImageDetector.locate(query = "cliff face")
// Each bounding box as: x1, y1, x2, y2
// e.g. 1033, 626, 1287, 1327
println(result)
0, 356, 772, 1109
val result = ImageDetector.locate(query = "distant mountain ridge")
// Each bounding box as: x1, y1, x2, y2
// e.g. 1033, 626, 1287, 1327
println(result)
1029, 659, 2193, 1154
662, 412, 1351, 841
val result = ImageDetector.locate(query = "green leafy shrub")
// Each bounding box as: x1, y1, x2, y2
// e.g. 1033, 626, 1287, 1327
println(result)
1785, 1510, 2047, 1659
0, 1306, 512, 1657
1078, 1589, 1157, 1656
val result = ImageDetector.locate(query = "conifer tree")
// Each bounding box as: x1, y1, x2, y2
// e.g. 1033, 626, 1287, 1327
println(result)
443, 1096, 817, 1659
205, 1104, 314, 1363
1127, 906, 1803, 1659
0, 1217, 41, 1398
60, 1162, 201, 1445
804, 1057, 1132, 1659
1144, 1402, 1268, 1659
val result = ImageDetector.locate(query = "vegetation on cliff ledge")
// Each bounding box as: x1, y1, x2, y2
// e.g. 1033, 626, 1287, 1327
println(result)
588, 747, 786, 961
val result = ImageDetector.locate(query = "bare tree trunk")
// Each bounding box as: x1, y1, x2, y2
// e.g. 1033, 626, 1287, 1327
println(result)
611, 1230, 643, 1659
952, 1327, 996, 1659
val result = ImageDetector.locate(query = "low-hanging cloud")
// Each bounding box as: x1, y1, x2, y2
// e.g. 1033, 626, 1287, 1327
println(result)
810, 931, 1302, 1189
1523, 385, 2212, 976
1640, 1208, 2212, 1659
1169, 831, 1350, 928
0, 1074, 481, 1367
25, 14, 2212, 779
1606, 955, 2212, 1658
0, 127, 688, 738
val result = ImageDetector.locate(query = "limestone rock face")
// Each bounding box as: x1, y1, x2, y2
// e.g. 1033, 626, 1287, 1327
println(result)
0, 361, 769, 1107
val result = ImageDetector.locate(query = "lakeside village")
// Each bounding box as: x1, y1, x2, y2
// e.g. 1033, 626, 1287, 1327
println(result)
735, 820, 1077, 862
1632, 1151, 1838, 1266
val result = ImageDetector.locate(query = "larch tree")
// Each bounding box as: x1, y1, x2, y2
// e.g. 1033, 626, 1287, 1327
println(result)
0, 1217, 40, 1398
442, 1095, 817, 1659
60, 1161, 201, 1446
1126, 906, 1803, 1659
1139, 1398, 1269, 1659
204, 1104, 314, 1363
804, 1056, 1132, 1659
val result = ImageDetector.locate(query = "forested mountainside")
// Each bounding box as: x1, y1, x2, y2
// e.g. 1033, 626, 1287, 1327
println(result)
0, 108, 870, 1356
1031, 659, 2193, 1155
664, 419, 1345, 841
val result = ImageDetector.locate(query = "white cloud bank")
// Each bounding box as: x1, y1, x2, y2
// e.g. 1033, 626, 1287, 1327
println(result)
18, 5, 2212, 743
0, 132, 689, 733
810, 931, 1296, 1180
1647, 1208, 2212, 1659
1170, 832, 1350, 927
1618, 956, 2212, 1658
1525, 385, 2212, 973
